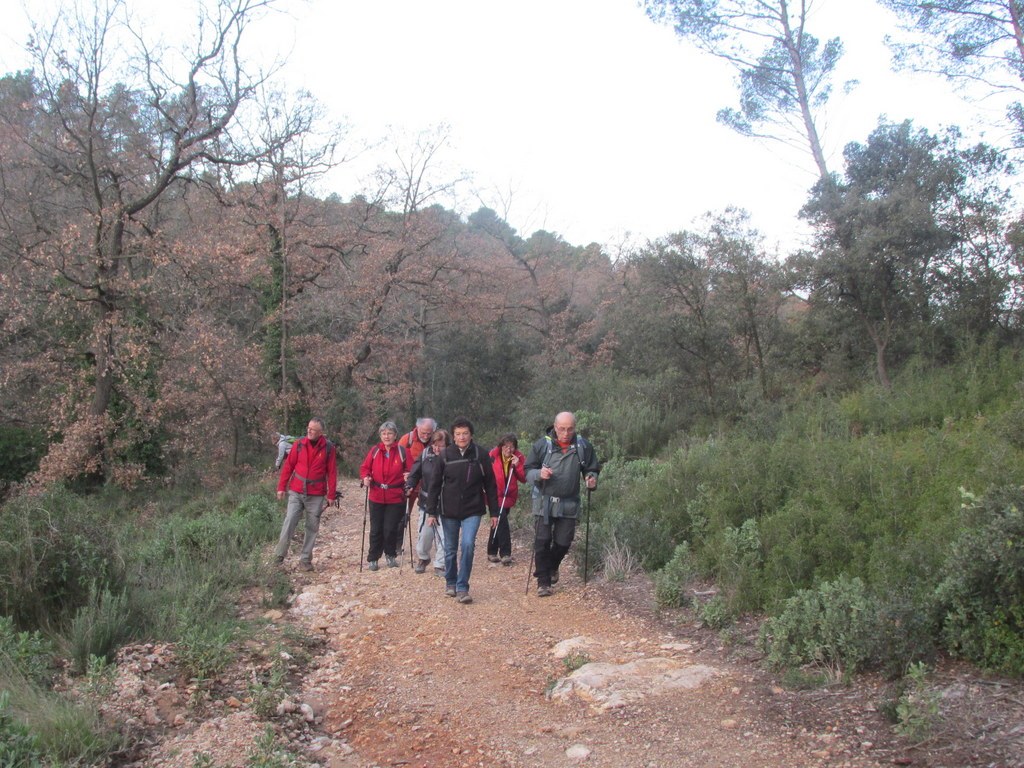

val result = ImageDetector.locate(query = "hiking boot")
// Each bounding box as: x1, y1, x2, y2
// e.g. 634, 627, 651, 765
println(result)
274, 555, 285, 565
299, 561, 314, 572
414, 559, 428, 574
386, 556, 399, 568
444, 586, 457, 597
551, 568, 560, 585
501, 555, 512, 566
368, 560, 379, 571
456, 591, 472, 604
434, 566, 445, 576
487, 555, 500, 563
537, 585, 553, 597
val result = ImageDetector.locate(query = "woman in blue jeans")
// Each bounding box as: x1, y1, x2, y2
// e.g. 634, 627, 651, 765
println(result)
423, 416, 500, 604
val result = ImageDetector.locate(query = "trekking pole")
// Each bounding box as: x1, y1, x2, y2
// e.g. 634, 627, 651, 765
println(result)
490, 463, 515, 553
525, 545, 534, 595
406, 496, 415, 569
359, 485, 368, 572
583, 487, 592, 587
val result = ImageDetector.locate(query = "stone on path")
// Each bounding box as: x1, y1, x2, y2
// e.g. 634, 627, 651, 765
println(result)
550, 657, 718, 711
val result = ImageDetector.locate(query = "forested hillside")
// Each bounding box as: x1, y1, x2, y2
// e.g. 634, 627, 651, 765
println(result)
1, 0, 1024, 763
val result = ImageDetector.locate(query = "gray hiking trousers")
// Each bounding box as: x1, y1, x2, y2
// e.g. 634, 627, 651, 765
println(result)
275, 491, 325, 564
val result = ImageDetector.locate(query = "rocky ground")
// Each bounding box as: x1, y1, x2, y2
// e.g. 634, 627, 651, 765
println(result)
100, 478, 1023, 767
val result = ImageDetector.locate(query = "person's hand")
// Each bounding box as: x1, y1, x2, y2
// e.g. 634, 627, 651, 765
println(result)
510, 455, 519, 466
540, 466, 553, 480
277, 491, 285, 501
361, 476, 370, 488
427, 515, 437, 527
585, 475, 597, 490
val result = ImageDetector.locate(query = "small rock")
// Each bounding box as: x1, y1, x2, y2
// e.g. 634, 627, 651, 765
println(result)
566, 743, 591, 760
277, 699, 298, 716
300, 702, 316, 722
173, 714, 186, 727
720, 719, 738, 729
226, 696, 242, 708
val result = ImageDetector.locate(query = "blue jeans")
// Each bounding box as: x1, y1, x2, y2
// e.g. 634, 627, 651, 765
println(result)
441, 514, 482, 593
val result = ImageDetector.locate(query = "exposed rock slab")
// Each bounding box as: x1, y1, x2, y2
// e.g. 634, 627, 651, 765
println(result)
550, 657, 718, 711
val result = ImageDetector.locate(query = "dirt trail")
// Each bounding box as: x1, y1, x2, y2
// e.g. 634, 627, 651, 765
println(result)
282, 478, 888, 768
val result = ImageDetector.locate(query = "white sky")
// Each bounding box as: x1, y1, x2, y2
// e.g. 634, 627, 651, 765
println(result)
1, 0, 1013, 255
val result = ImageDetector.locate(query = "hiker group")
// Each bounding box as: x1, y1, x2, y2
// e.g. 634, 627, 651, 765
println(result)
274, 411, 600, 601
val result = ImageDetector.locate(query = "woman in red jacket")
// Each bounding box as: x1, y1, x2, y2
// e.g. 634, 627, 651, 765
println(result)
360, 421, 412, 570
487, 433, 527, 565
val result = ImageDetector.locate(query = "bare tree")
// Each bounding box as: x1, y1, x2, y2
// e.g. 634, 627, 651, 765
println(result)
3, 0, 276, 482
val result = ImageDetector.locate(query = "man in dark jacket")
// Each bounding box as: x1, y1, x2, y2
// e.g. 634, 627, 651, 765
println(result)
425, 417, 499, 604
275, 418, 338, 571
524, 411, 599, 596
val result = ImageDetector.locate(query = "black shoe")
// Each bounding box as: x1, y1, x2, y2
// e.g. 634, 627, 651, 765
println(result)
487, 555, 500, 563
299, 561, 313, 572
456, 592, 472, 604
274, 555, 284, 565
414, 559, 428, 574
501, 555, 512, 566
444, 586, 456, 597
386, 556, 399, 568
551, 569, 559, 584
368, 561, 379, 571
537, 585, 553, 597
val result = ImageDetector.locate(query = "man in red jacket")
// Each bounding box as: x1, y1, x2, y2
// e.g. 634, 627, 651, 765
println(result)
275, 418, 338, 571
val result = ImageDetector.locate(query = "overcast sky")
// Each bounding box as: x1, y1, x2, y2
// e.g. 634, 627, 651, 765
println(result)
1, 0, 1012, 254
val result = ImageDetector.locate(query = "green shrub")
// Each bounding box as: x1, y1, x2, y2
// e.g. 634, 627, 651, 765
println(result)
0, 425, 46, 486
759, 575, 880, 678
699, 595, 732, 629
0, 674, 121, 765
0, 488, 123, 628
65, 585, 133, 674
139, 492, 278, 566
894, 662, 941, 739
249, 654, 288, 719
563, 650, 591, 673
177, 623, 237, 681
936, 487, 1024, 674
0, 616, 55, 687
0, 689, 42, 767
708, 518, 763, 614
653, 542, 698, 609
246, 726, 303, 768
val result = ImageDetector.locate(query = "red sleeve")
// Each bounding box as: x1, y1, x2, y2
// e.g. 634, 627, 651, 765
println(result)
514, 450, 527, 481
359, 447, 374, 481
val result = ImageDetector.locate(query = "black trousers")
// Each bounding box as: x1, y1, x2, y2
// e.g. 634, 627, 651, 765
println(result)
533, 516, 577, 586
368, 501, 405, 561
487, 509, 513, 557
